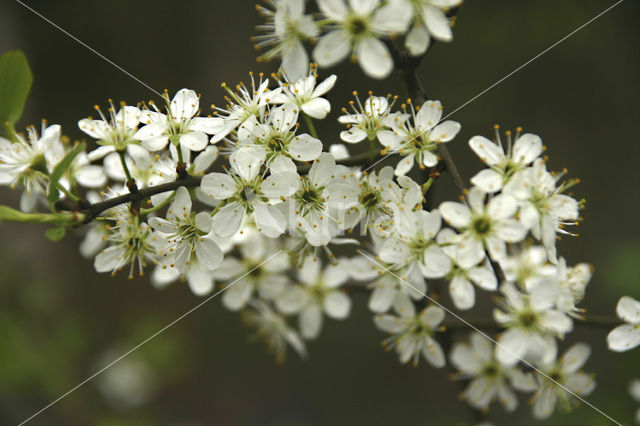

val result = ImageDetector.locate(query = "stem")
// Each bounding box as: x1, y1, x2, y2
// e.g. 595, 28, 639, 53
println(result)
303, 113, 318, 139
117, 150, 134, 184
176, 143, 185, 166
56, 182, 79, 203
368, 138, 376, 162
0, 205, 84, 225
140, 190, 175, 216
422, 177, 436, 194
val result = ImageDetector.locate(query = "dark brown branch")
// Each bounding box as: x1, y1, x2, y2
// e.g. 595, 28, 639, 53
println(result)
79, 149, 396, 222
389, 8, 468, 194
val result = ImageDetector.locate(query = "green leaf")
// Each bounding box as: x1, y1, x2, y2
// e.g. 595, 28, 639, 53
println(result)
47, 142, 87, 210
0, 50, 33, 139
44, 226, 66, 242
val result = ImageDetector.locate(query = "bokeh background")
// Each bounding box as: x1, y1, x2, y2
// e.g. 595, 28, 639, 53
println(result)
0, 0, 638, 425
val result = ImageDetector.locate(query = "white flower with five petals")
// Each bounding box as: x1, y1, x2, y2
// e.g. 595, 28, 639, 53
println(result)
135, 89, 223, 153
276, 256, 352, 339
530, 343, 595, 420
374, 303, 446, 367
313, 0, 413, 78
149, 186, 224, 274
439, 187, 527, 267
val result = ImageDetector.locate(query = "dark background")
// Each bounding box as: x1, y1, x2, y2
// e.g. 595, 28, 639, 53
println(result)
0, 1, 638, 425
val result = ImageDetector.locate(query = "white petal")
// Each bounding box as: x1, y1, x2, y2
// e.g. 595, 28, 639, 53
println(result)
200, 172, 236, 200
430, 120, 461, 142
75, 165, 107, 188
301, 97, 331, 119
170, 89, 199, 120
195, 236, 224, 271
253, 202, 286, 237
282, 40, 309, 81
468, 135, 504, 166
313, 29, 351, 68
617, 296, 640, 323
289, 134, 323, 161
560, 343, 591, 374
230, 146, 265, 181
496, 329, 528, 366
512, 133, 543, 165
394, 154, 415, 176
180, 131, 208, 151
186, 263, 215, 296
323, 291, 351, 319
212, 201, 244, 238
190, 117, 224, 134
405, 23, 430, 56
300, 304, 323, 339
356, 36, 393, 79
422, 337, 445, 367
423, 5, 453, 41
340, 127, 367, 143
470, 169, 503, 193
439, 201, 471, 228
607, 324, 640, 352
449, 275, 475, 310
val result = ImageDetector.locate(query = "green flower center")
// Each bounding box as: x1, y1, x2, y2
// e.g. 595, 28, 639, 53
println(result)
346, 15, 370, 38
471, 215, 493, 238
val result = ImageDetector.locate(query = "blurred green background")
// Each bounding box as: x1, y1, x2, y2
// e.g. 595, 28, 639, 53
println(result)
0, 0, 638, 425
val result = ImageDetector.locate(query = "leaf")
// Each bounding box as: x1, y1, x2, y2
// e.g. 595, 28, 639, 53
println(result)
44, 226, 66, 242
0, 50, 33, 139
47, 142, 87, 210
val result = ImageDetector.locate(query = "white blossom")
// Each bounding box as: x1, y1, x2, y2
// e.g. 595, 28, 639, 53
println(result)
450, 332, 536, 412
287, 153, 358, 246
439, 187, 527, 267
338, 94, 406, 144
468, 129, 543, 193
378, 100, 460, 176
437, 228, 498, 310
503, 158, 580, 263
149, 186, 223, 273
135, 89, 223, 154
276, 256, 352, 339
0, 123, 64, 211
313, 0, 412, 78
493, 281, 572, 366
241, 102, 323, 170
211, 73, 278, 143
241, 300, 307, 363
400, 0, 462, 56
94, 215, 166, 278
254, 0, 320, 80
269, 69, 337, 119
201, 146, 298, 238
530, 343, 596, 420
78, 102, 141, 152
375, 303, 446, 367
218, 229, 290, 311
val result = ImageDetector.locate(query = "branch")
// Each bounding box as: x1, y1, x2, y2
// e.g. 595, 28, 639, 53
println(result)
79, 149, 395, 221
391, 9, 468, 194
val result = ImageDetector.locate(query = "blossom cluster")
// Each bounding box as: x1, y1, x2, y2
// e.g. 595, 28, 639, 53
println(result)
0, 69, 602, 418
254, 0, 463, 79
